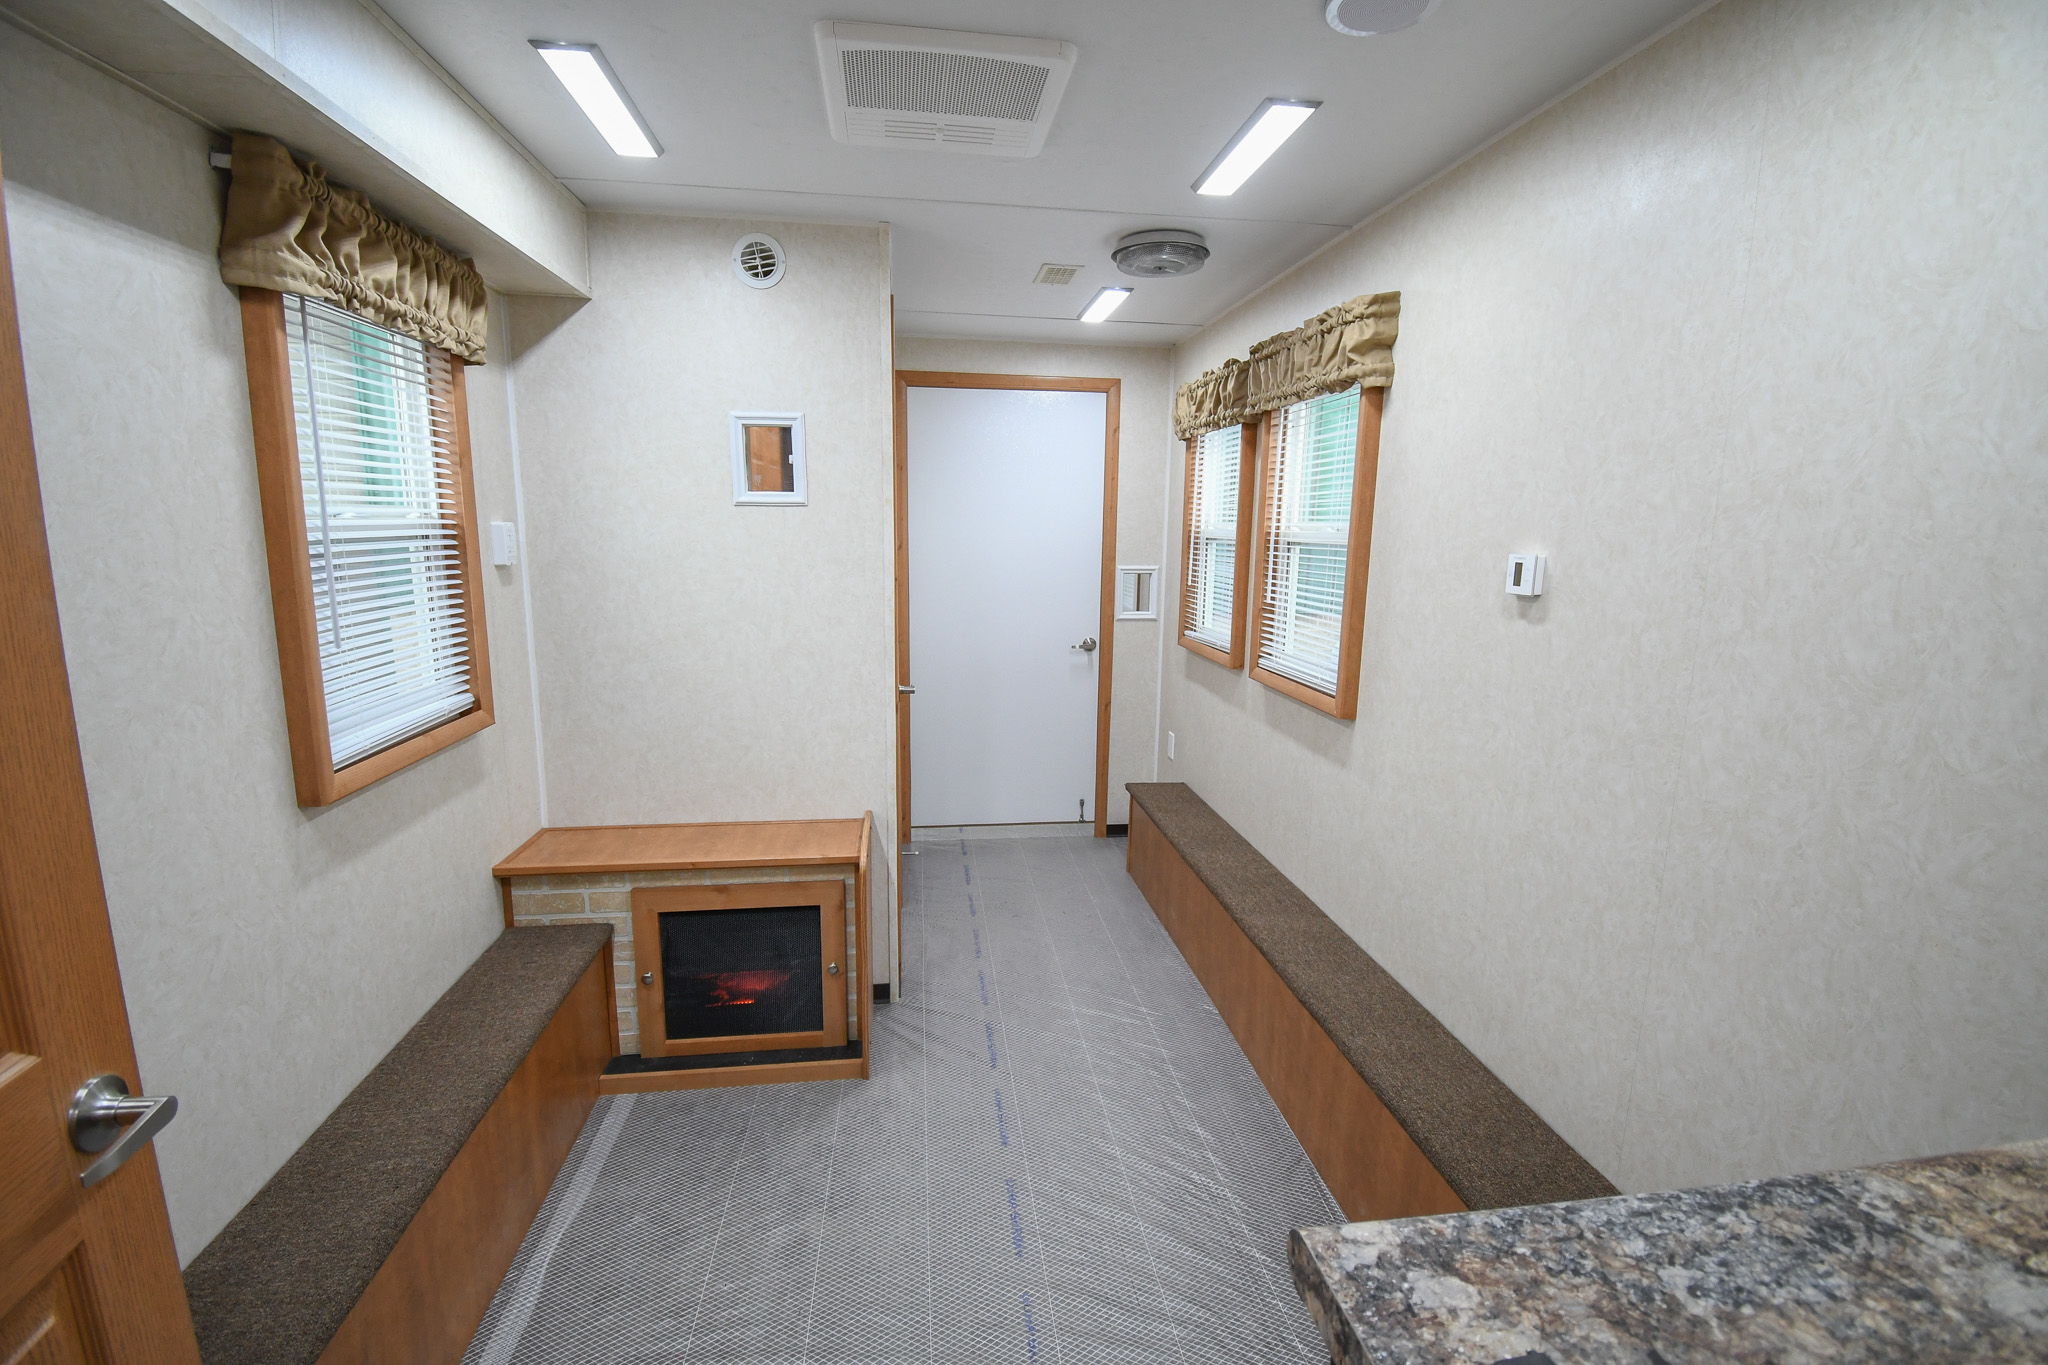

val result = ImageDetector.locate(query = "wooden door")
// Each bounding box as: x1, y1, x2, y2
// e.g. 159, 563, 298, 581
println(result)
0, 150, 200, 1361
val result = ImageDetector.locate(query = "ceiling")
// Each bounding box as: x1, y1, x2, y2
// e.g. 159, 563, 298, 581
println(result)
379, 0, 1705, 346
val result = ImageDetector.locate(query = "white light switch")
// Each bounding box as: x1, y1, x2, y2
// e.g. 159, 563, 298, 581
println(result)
1506, 552, 1546, 598
490, 521, 519, 567
1166, 731, 1176, 761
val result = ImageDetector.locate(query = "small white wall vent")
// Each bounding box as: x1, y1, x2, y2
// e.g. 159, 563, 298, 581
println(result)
1033, 264, 1082, 286
814, 22, 1078, 158
732, 233, 785, 289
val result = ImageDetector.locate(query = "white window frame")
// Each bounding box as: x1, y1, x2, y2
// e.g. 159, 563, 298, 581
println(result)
730, 411, 808, 505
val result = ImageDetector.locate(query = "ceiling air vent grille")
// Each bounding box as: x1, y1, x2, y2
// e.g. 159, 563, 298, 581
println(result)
843, 50, 1049, 122
816, 22, 1077, 159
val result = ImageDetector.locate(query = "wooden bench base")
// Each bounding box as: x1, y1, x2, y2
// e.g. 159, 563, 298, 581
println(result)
315, 951, 611, 1365
1128, 806, 1464, 1222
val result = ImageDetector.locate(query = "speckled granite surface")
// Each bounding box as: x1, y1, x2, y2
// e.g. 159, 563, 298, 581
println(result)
1292, 1140, 2048, 1364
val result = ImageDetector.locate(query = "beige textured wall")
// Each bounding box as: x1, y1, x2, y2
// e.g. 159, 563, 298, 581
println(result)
509, 213, 898, 966
0, 25, 546, 1260
894, 338, 1172, 826
1161, 0, 2048, 1193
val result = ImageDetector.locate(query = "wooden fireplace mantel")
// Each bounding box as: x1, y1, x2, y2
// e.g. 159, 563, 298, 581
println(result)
493, 816, 874, 1096
493, 818, 869, 877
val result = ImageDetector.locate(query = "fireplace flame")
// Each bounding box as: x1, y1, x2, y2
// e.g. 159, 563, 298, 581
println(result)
696, 969, 791, 1007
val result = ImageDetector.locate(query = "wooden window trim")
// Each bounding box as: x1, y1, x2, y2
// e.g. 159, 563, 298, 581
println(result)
1176, 422, 1260, 669
1246, 385, 1384, 720
239, 287, 494, 807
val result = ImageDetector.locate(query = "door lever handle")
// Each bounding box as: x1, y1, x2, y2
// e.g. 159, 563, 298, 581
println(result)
69, 1074, 177, 1188
1072, 637, 1097, 653
897, 684, 916, 694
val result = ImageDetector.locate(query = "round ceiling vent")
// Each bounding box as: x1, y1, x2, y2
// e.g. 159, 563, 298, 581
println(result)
1326, 0, 1442, 36
1111, 228, 1209, 278
732, 233, 785, 289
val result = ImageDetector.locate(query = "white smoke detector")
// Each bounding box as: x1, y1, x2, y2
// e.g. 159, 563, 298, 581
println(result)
814, 22, 1078, 157
732, 233, 784, 289
1326, 0, 1443, 36
1112, 229, 1209, 278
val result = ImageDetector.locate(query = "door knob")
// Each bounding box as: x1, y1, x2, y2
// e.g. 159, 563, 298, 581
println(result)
69, 1074, 177, 1188
641, 971, 654, 986
1072, 637, 1097, 653
828, 962, 841, 976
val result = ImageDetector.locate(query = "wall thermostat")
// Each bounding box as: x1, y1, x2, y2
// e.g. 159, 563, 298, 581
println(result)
1506, 552, 1546, 597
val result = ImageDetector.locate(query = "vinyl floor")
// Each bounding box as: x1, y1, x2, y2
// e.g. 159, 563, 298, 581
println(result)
461, 834, 1342, 1365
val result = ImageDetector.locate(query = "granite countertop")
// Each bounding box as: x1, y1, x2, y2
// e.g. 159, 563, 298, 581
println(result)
1292, 1139, 2048, 1364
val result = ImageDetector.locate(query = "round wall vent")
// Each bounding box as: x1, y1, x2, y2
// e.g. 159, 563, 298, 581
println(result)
1111, 228, 1209, 278
732, 233, 786, 289
1326, 0, 1442, 37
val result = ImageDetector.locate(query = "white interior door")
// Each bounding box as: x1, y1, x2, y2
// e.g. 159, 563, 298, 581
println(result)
907, 385, 1105, 827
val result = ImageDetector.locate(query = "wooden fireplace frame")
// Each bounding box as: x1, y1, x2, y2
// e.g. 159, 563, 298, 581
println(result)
632, 881, 852, 1057
493, 814, 874, 1095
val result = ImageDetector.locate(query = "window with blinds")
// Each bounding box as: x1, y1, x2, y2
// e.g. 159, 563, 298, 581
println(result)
1182, 424, 1243, 654
1253, 386, 1362, 698
282, 294, 478, 771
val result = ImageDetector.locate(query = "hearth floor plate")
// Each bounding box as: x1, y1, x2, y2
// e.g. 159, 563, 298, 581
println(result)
604, 1042, 863, 1074
462, 833, 1340, 1364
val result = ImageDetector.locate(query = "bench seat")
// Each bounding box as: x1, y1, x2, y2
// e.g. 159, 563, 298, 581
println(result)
1127, 782, 1614, 1216
182, 923, 614, 1365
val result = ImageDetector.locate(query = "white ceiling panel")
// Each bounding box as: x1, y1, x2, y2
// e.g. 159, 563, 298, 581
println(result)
378, 0, 1709, 342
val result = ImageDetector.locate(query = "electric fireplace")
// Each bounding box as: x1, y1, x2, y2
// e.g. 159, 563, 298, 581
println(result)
631, 880, 850, 1057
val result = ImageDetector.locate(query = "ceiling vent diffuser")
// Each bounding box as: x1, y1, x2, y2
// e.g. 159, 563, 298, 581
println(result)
814, 22, 1078, 157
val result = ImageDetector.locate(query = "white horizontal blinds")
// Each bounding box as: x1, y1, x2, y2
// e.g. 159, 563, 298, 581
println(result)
1256, 387, 1361, 694
284, 293, 475, 769
1182, 424, 1242, 649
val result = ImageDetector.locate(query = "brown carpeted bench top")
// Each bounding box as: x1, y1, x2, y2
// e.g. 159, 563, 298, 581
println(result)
182, 924, 611, 1365
1128, 782, 1615, 1212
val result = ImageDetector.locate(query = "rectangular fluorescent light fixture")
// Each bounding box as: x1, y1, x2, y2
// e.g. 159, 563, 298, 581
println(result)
1194, 98, 1320, 196
531, 42, 662, 158
1079, 287, 1132, 324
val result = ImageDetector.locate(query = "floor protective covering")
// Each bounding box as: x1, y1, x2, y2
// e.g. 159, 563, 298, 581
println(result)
462, 833, 1342, 1364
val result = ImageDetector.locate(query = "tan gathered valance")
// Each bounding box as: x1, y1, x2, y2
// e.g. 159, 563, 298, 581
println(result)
1173, 291, 1399, 439
218, 134, 489, 363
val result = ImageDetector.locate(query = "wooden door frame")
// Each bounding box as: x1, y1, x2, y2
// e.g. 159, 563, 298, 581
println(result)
892, 370, 1123, 868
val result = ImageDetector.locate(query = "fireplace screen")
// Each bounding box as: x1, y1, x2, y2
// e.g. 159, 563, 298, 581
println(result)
660, 905, 824, 1041
632, 878, 851, 1058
